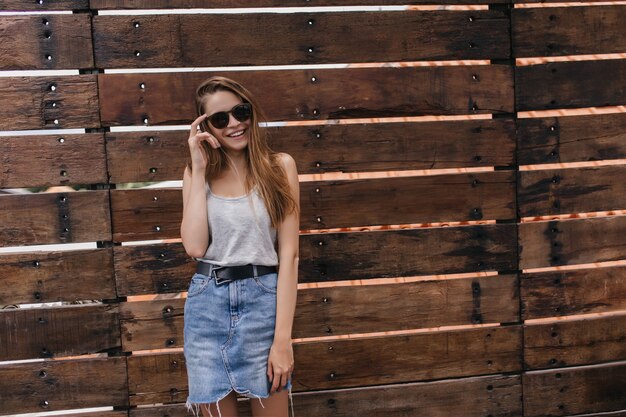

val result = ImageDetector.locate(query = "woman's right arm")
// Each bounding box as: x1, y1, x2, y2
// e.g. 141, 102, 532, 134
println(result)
180, 113, 222, 258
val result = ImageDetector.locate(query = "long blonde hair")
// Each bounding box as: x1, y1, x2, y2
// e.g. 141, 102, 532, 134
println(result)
188, 76, 298, 228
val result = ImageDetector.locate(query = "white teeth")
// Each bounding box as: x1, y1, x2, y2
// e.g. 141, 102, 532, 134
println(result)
228, 130, 245, 137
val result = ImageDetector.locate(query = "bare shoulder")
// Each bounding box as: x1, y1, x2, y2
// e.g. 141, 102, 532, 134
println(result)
277, 152, 297, 174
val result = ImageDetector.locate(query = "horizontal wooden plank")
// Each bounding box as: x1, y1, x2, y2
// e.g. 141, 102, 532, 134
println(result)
119, 274, 519, 351
517, 113, 626, 165
294, 325, 521, 390
0, 75, 100, 130
512, 6, 626, 58
92, 0, 509, 8
111, 174, 515, 241
107, 119, 516, 183
131, 374, 521, 417
0, 356, 128, 415
94, 11, 508, 68
0, 134, 107, 188
523, 361, 626, 417
0, 15, 93, 70
0, 304, 120, 361
0, 191, 111, 247
0, 0, 89, 10
0, 249, 115, 305
307, 171, 516, 228
52, 412, 127, 417
301, 224, 518, 280
519, 216, 626, 269
516, 59, 626, 112
99, 66, 514, 126
127, 326, 521, 403
524, 314, 626, 370
522, 265, 626, 319
113, 243, 194, 297
519, 165, 626, 217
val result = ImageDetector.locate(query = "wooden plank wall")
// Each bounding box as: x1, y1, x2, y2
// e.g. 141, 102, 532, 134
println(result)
0, 0, 624, 416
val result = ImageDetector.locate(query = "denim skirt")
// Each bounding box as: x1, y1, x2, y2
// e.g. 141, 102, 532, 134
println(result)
183, 264, 292, 417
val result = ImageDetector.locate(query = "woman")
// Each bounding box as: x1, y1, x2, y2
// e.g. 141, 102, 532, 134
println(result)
180, 76, 299, 417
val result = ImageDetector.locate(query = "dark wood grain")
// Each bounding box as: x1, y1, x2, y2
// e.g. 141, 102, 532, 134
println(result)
517, 113, 626, 165
0, 75, 100, 130
106, 119, 516, 183
0, 15, 93, 70
0, 0, 89, 10
93, 11, 508, 68
0, 357, 128, 415
130, 374, 521, 417
524, 314, 626, 370
522, 265, 626, 319
519, 216, 626, 269
98, 66, 514, 126
516, 59, 626, 112
111, 174, 514, 241
300, 224, 517, 280
513, 6, 626, 57
518, 165, 626, 217
523, 361, 626, 417
113, 243, 195, 297
0, 304, 120, 361
0, 191, 111, 247
119, 274, 518, 351
0, 249, 115, 305
0, 134, 106, 188
127, 326, 521, 403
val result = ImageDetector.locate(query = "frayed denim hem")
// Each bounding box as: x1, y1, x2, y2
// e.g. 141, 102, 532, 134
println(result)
185, 385, 294, 417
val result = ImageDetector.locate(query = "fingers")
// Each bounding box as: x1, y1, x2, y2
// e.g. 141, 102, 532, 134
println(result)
192, 132, 221, 149
189, 114, 208, 135
268, 365, 292, 394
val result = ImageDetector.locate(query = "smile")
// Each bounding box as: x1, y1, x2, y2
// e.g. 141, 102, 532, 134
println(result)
227, 129, 246, 138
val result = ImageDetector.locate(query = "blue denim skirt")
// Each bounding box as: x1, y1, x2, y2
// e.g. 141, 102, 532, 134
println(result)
184, 264, 293, 417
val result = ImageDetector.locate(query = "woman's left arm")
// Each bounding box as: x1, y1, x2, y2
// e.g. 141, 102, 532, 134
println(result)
267, 152, 300, 393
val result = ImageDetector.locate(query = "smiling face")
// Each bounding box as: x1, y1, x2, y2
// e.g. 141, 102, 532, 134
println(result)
202, 90, 252, 153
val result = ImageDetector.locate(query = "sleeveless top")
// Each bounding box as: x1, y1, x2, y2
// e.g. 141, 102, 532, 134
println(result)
195, 182, 278, 267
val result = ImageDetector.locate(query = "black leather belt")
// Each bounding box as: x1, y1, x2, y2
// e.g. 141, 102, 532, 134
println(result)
196, 262, 277, 284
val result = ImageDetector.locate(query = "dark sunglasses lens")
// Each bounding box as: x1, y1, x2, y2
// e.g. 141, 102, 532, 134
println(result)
209, 112, 229, 129
233, 104, 252, 122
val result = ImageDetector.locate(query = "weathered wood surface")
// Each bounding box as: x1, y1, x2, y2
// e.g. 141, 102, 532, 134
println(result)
119, 274, 518, 351
0, 356, 128, 415
127, 325, 521, 404
0, 75, 100, 130
111, 174, 514, 241
518, 165, 626, 217
0, 191, 111, 247
519, 216, 626, 269
512, 6, 626, 57
99, 66, 514, 126
523, 360, 626, 417
0, 15, 93, 70
107, 119, 516, 183
0, 0, 89, 10
0, 134, 106, 188
517, 113, 626, 165
113, 243, 194, 296
93, 11, 508, 68
301, 224, 517, 279
0, 304, 120, 361
516, 59, 626, 111
524, 314, 626, 370
91, 0, 509, 8
0, 249, 115, 305
130, 374, 521, 417
51, 412, 127, 417
522, 265, 626, 319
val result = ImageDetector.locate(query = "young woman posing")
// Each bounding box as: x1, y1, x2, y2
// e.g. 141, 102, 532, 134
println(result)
180, 76, 299, 417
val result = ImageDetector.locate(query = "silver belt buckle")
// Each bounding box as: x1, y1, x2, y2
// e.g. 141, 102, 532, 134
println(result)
212, 266, 231, 286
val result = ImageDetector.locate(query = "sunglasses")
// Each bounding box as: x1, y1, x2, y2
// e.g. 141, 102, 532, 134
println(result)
206, 103, 252, 129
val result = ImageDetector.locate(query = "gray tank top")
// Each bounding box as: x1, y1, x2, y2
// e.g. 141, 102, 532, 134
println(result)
195, 182, 278, 267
